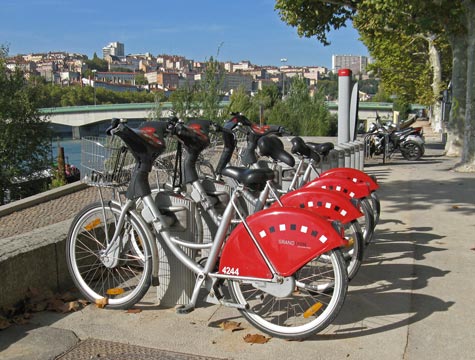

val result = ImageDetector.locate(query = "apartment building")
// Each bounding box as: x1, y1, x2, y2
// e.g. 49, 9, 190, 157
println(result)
145, 71, 179, 90
102, 42, 125, 59
94, 71, 136, 85
332, 54, 369, 74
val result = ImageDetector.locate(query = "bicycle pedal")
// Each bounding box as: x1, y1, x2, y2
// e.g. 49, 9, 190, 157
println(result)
176, 304, 195, 314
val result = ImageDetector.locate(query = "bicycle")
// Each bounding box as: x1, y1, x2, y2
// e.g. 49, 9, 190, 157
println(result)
66, 118, 349, 340
216, 113, 379, 245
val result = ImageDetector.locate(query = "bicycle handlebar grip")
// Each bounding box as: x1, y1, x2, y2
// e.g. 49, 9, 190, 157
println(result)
106, 118, 121, 135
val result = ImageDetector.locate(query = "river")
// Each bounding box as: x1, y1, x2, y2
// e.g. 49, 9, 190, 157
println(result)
52, 139, 82, 167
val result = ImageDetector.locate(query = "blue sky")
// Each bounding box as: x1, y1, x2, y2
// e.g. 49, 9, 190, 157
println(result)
0, 0, 368, 69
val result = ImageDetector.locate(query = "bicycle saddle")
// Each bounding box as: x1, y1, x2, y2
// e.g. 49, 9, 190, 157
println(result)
290, 137, 321, 163
221, 166, 274, 190
306, 142, 334, 157
257, 135, 295, 167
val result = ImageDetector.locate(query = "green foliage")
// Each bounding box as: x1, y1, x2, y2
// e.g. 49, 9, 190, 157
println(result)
32, 82, 158, 107
0, 46, 52, 204
169, 83, 200, 119
316, 78, 338, 100
358, 78, 379, 97
198, 56, 225, 120
266, 77, 336, 136
275, 0, 356, 45
135, 73, 148, 86
228, 85, 254, 117
353, 1, 452, 106
84, 53, 108, 73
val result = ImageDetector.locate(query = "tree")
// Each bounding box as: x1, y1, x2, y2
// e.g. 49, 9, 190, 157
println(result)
227, 85, 254, 118
0, 45, 52, 204
266, 77, 336, 136
84, 52, 108, 73
275, 0, 475, 171
198, 56, 225, 120
169, 83, 200, 119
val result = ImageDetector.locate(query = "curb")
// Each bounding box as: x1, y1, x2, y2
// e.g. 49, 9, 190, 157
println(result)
0, 182, 87, 218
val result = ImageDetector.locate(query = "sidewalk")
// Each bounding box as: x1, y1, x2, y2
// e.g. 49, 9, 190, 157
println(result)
1, 137, 475, 360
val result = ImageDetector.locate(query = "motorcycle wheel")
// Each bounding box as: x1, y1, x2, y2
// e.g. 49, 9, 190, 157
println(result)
401, 140, 423, 161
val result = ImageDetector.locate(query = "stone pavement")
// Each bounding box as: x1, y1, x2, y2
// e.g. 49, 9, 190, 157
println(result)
0, 187, 102, 239
1, 134, 475, 359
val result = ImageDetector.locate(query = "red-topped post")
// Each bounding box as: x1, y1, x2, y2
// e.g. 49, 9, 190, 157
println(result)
338, 68, 352, 144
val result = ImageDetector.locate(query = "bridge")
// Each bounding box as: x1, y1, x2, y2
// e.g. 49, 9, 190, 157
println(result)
40, 101, 411, 138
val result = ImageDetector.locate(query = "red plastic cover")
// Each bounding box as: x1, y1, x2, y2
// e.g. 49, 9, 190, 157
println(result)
219, 208, 346, 278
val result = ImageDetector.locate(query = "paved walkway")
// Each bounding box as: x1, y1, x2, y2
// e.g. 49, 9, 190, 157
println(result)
1, 133, 475, 359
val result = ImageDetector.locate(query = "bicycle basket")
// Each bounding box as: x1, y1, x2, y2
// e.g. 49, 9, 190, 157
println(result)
81, 136, 136, 187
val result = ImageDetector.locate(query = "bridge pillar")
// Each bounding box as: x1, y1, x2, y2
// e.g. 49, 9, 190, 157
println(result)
72, 126, 81, 140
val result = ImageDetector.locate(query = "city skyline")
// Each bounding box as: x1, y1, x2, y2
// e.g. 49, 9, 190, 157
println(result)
0, 0, 369, 69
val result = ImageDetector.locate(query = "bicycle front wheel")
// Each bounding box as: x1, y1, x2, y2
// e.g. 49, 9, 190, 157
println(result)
228, 248, 348, 340
358, 198, 375, 245
66, 201, 152, 309
342, 220, 364, 280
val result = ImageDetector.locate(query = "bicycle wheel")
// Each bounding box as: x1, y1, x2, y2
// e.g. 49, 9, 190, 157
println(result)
341, 220, 364, 280
370, 191, 381, 225
228, 248, 348, 340
358, 198, 375, 245
66, 201, 152, 309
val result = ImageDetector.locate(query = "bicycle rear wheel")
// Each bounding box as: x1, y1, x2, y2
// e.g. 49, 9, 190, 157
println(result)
66, 201, 152, 309
228, 248, 348, 340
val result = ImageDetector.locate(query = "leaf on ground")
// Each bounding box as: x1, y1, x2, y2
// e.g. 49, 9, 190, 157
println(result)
452, 205, 460, 209
47, 298, 69, 313
78, 299, 90, 306
219, 320, 244, 332
126, 308, 142, 314
95, 297, 108, 309
65, 301, 82, 312
243, 333, 270, 344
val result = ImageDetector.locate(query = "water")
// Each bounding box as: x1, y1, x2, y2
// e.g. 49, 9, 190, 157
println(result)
52, 139, 82, 167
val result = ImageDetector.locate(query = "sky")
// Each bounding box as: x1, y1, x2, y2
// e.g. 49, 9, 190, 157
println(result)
0, 0, 369, 69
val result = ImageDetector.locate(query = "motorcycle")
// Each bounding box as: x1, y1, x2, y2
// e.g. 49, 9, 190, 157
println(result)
366, 119, 425, 161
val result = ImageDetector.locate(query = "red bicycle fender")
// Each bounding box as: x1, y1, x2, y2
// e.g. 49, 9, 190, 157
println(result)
320, 168, 379, 192
272, 187, 363, 223
303, 176, 371, 199
219, 208, 346, 278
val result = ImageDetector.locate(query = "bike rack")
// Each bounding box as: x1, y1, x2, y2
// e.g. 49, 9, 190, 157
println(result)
350, 141, 365, 170
334, 145, 351, 168
154, 192, 197, 307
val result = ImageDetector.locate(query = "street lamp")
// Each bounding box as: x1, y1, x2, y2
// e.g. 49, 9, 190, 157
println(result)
92, 69, 97, 106
280, 58, 287, 97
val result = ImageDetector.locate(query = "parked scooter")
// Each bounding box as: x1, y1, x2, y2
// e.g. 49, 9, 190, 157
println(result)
366, 117, 425, 161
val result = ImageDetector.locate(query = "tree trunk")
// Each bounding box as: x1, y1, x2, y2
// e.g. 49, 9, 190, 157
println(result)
445, 34, 467, 157
459, 0, 475, 170
427, 36, 443, 133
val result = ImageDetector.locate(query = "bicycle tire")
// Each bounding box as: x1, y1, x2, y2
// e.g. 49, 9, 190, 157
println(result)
342, 220, 364, 280
359, 198, 375, 245
66, 201, 152, 309
370, 191, 381, 225
228, 248, 348, 340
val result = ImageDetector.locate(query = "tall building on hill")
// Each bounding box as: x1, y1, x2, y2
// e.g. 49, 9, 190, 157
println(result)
102, 42, 125, 59
332, 54, 369, 74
